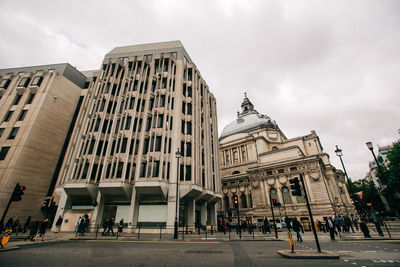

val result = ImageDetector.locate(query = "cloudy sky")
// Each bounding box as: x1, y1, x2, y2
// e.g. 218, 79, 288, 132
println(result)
1, 0, 399, 180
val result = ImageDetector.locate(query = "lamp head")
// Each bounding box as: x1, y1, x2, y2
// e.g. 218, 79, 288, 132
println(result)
366, 142, 373, 150
175, 148, 181, 159
335, 145, 343, 157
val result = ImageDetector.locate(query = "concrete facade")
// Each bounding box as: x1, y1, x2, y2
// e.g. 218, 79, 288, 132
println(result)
0, 64, 85, 222
218, 95, 354, 225
52, 41, 221, 232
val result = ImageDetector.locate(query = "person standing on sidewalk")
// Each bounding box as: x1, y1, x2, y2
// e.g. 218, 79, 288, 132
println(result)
292, 218, 302, 242
117, 219, 124, 237
55, 216, 63, 233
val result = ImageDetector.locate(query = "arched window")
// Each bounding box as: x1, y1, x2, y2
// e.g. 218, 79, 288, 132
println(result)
241, 194, 247, 208
281, 186, 292, 204
232, 171, 240, 175
272, 146, 279, 151
248, 192, 253, 208
224, 196, 229, 210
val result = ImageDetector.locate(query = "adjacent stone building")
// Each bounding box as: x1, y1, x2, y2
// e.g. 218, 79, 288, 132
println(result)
219, 95, 354, 225
0, 64, 85, 222
52, 41, 221, 232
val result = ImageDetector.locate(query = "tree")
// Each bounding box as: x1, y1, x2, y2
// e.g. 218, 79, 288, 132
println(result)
348, 179, 385, 216
386, 141, 400, 193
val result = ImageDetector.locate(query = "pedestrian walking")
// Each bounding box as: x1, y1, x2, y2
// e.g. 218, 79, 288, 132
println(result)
55, 216, 63, 233
38, 219, 48, 241
327, 217, 335, 240
26, 221, 39, 241
5, 217, 13, 229
102, 218, 109, 236
292, 218, 302, 242
106, 217, 115, 236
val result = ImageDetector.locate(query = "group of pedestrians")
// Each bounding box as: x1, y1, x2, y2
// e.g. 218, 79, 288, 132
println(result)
1, 216, 49, 242
75, 214, 90, 236
25, 219, 49, 241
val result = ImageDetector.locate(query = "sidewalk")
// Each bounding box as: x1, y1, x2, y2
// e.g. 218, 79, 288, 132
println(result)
2, 226, 399, 252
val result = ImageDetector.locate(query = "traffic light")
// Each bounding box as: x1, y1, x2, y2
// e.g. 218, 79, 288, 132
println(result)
233, 195, 239, 209
12, 184, 26, 202
272, 199, 281, 207
289, 177, 302, 196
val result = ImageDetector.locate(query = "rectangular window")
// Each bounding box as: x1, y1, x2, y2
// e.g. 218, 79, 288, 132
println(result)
0, 79, 11, 89
143, 138, 149, 154
94, 118, 101, 132
157, 114, 163, 128
160, 95, 165, 107
96, 140, 103, 156
187, 121, 192, 135
125, 116, 131, 130
116, 162, 124, 178
106, 163, 112, 178
185, 165, 192, 181
90, 164, 98, 180
186, 142, 192, 157
8, 127, 19, 139
121, 138, 127, 153
125, 163, 131, 179
31, 76, 43, 87
102, 141, 108, 156
17, 77, 30, 88
88, 139, 95, 154
181, 120, 185, 134
152, 161, 160, 177
187, 103, 192, 115
0, 128, 4, 137
4, 110, 14, 122
97, 164, 103, 181
140, 162, 147, 177
14, 95, 22, 105
0, 146, 10, 160
155, 136, 162, 151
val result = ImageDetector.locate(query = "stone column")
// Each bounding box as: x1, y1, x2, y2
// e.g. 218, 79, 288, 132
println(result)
200, 202, 207, 226
91, 191, 105, 228
187, 198, 195, 229
51, 189, 70, 232
209, 203, 217, 226
127, 187, 138, 232
167, 183, 178, 232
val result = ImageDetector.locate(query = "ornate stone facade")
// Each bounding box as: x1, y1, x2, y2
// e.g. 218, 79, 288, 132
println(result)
219, 95, 354, 224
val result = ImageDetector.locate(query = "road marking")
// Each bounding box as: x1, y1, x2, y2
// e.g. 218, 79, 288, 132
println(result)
83, 240, 220, 244
344, 260, 349, 262
365, 251, 377, 252
352, 263, 357, 265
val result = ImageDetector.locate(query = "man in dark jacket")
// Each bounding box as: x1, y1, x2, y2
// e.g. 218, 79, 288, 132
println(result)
292, 218, 302, 242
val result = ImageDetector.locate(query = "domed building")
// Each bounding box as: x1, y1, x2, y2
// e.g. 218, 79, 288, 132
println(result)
219, 94, 354, 226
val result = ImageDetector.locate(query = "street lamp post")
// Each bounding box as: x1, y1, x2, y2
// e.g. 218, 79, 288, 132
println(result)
174, 148, 181, 239
335, 145, 370, 237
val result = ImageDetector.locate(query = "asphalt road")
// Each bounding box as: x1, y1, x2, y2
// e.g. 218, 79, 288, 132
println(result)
1, 238, 400, 267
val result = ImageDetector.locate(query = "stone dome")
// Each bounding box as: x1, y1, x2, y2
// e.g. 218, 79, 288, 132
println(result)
220, 95, 280, 140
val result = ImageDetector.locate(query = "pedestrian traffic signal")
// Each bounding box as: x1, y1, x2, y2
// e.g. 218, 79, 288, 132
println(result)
289, 177, 302, 196
12, 183, 26, 202
233, 195, 239, 209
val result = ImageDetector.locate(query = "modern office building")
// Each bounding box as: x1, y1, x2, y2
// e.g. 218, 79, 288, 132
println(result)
52, 41, 221, 232
0, 64, 86, 222
218, 94, 354, 225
